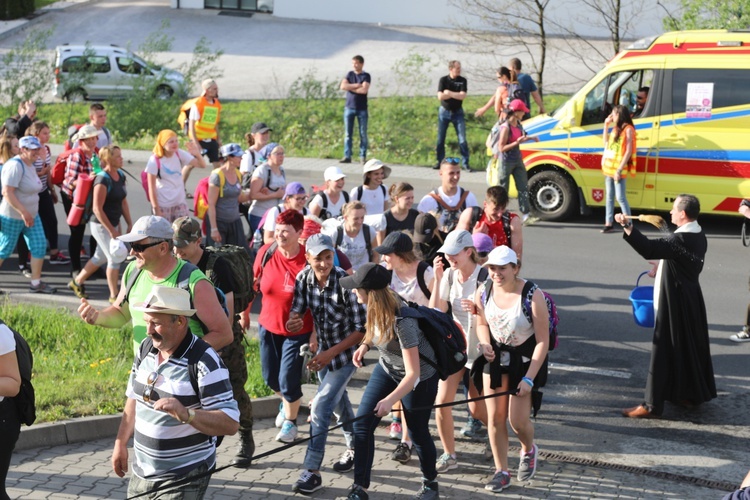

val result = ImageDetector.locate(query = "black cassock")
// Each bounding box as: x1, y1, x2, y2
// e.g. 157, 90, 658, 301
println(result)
624, 226, 716, 415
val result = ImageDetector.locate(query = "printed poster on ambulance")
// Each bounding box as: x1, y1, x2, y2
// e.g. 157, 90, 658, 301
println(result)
685, 83, 713, 119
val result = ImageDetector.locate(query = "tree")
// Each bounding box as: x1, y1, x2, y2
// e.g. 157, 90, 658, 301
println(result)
660, 0, 750, 30
0, 28, 55, 113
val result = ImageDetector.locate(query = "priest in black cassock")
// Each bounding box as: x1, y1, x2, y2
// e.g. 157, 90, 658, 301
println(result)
615, 194, 716, 418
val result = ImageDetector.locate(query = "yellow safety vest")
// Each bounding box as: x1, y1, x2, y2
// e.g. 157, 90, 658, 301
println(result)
602, 124, 636, 177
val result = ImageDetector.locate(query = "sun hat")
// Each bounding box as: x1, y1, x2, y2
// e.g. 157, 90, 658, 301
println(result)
118, 215, 174, 243
131, 286, 196, 317
340, 262, 391, 291
437, 229, 474, 255
484, 245, 518, 266
362, 159, 391, 183
73, 124, 100, 141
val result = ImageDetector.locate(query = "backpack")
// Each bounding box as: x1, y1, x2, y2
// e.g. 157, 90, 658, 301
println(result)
142, 152, 181, 203
416, 260, 432, 299
312, 191, 350, 221
335, 224, 373, 262
398, 303, 467, 380
177, 97, 200, 135
0, 320, 36, 426
51, 147, 82, 186
429, 187, 470, 232
63, 124, 86, 151
507, 81, 528, 107
253, 241, 278, 293
194, 177, 210, 220
137, 335, 210, 401
354, 184, 387, 202
469, 208, 512, 247
123, 261, 230, 335
482, 279, 559, 350
205, 245, 255, 315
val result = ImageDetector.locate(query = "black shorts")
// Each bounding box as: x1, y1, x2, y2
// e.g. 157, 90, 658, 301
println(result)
199, 139, 220, 163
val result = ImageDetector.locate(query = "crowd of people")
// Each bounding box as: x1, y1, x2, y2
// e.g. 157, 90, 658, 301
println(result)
0, 56, 741, 500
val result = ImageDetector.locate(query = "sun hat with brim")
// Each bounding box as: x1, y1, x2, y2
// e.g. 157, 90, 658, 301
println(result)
73, 124, 100, 141
484, 245, 518, 266
340, 262, 391, 291
131, 286, 196, 317
374, 231, 412, 255
437, 229, 474, 255
362, 159, 391, 183
18, 136, 42, 150
119, 215, 174, 243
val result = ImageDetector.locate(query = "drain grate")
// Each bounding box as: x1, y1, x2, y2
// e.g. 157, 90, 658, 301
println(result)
217, 10, 254, 18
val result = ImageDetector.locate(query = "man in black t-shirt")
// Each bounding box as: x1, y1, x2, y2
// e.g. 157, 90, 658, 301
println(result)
435, 60, 470, 171
172, 216, 255, 468
339, 55, 371, 165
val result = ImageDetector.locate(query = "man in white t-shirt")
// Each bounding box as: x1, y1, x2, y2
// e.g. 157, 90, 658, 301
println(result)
417, 159, 478, 233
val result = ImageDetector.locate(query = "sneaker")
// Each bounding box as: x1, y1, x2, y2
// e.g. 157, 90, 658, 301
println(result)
483, 439, 493, 461
523, 215, 539, 226
414, 480, 439, 499
49, 252, 71, 265
600, 225, 615, 233
389, 421, 402, 440
346, 484, 369, 500
292, 470, 322, 494
19, 266, 32, 279
517, 444, 538, 482
392, 442, 412, 464
275, 420, 298, 443
435, 453, 458, 473
730, 328, 750, 343
485, 470, 511, 492
339, 157, 352, 164
80, 248, 89, 260
67, 280, 88, 299
460, 417, 486, 440
275, 402, 285, 428
332, 448, 355, 473
29, 281, 57, 294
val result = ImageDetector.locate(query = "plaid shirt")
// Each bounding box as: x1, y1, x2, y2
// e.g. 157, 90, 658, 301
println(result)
291, 266, 366, 371
62, 149, 93, 197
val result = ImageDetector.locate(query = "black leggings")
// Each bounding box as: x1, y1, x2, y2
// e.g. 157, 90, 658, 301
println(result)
61, 191, 86, 273
0, 399, 21, 500
17, 189, 58, 265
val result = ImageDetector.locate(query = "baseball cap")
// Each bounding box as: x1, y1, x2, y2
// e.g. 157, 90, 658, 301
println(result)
172, 216, 203, 248
472, 233, 494, 254
285, 182, 306, 197
18, 136, 41, 150
485, 245, 518, 266
412, 213, 438, 244
201, 78, 217, 91
305, 233, 335, 256
219, 143, 243, 158
340, 262, 391, 291
324, 166, 346, 182
374, 231, 413, 255
119, 215, 174, 243
509, 99, 530, 114
251, 122, 272, 134
437, 229, 474, 255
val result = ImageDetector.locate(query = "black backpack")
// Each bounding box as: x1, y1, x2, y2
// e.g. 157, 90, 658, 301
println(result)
137, 336, 210, 397
398, 303, 467, 381
205, 245, 255, 316
336, 224, 373, 262
1, 320, 36, 426
354, 184, 386, 202
313, 191, 350, 221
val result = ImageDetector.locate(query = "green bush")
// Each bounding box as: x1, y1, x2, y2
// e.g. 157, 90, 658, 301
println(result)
0, 0, 34, 20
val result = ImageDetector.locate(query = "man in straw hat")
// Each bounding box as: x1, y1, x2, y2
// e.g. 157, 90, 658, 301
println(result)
112, 285, 239, 499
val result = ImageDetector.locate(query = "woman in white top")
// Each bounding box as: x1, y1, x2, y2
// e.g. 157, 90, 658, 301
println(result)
324, 201, 379, 272
248, 142, 286, 235
146, 130, 205, 223
0, 321, 22, 500
473, 245, 548, 492
350, 158, 390, 216
309, 166, 348, 221
428, 229, 488, 473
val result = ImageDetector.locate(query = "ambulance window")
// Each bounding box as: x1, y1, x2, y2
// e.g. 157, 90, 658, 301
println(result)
672, 69, 750, 113
581, 70, 650, 126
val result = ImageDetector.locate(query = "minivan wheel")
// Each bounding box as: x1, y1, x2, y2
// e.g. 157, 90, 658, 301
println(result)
528, 170, 578, 221
64, 88, 87, 103
155, 85, 174, 100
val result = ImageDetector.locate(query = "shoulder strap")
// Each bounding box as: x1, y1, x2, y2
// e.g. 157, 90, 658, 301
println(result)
137, 336, 153, 372
520, 280, 537, 324
265, 167, 272, 189
123, 266, 143, 304
153, 155, 162, 179
343, 191, 350, 203
477, 266, 489, 284
363, 224, 372, 261
355, 185, 363, 201
430, 187, 467, 212
186, 338, 211, 396
321, 192, 328, 210
261, 241, 278, 267
502, 212, 512, 246
416, 260, 431, 299
380, 184, 386, 197
482, 279, 493, 305
103, 127, 111, 142
336, 226, 344, 247
458, 188, 470, 211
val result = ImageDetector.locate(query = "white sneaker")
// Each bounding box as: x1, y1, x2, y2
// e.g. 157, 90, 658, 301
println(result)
275, 420, 298, 443
730, 328, 750, 343
275, 402, 285, 428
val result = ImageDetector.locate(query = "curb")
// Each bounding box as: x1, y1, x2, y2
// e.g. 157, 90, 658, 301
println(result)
0, 11, 48, 42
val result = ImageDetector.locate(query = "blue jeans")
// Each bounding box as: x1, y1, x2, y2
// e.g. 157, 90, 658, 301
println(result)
344, 107, 368, 160
499, 156, 530, 215
604, 176, 631, 226
303, 361, 357, 471
259, 325, 310, 403
436, 107, 469, 168
353, 363, 439, 489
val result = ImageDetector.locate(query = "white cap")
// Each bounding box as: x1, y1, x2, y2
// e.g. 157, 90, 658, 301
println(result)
485, 245, 518, 266
324, 166, 346, 182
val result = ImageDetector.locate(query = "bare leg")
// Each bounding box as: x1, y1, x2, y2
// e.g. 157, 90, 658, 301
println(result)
484, 373, 510, 472
435, 368, 464, 455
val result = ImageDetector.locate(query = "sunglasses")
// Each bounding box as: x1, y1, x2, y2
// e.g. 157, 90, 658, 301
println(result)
131, 240, 165, 253
443, 157, 461, 165
142, 371, 159, 403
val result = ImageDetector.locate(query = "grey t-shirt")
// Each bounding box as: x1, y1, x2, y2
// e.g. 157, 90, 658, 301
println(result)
374, 315, 437, 383
209, 170, 242, 223
0, 157, 43, 220
248, 163, 286, 217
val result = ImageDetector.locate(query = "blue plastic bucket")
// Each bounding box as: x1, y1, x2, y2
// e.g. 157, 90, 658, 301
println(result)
630, 271, 654, 328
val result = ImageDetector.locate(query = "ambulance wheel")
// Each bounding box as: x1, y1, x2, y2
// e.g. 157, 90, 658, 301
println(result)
529, 170, 577, 221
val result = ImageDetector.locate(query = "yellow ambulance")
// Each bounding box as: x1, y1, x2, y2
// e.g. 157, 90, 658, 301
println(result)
520, 30, 750, 221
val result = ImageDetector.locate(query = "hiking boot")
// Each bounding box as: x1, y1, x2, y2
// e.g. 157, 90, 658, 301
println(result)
389, 421, 402, 440
292, 470, 322, 494
67, 280, 88, 299
332, 448, 355, 473
392, 442, 412, 463
339, 157, 352, 164
30, 281, 57, 294
414, 479, 439, 499
730, 328, 750, 343
49, 252, 71, 265
345, 484, 369, 500
230, 429, 255, 468
460, 417, 486, 440
275, 420, 298, 443
517, 444, 538, 482
485, 470, 511, 492
435, 453, 458, 473
275, 402, 285, 428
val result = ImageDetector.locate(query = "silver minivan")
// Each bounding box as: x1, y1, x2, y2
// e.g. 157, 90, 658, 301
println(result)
53, 44, 185, 101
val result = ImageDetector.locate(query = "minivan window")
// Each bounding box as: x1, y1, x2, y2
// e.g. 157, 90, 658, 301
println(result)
672, 69, 750, 113
61, 55, 111, 74
581, 69, 654, 126
116, 56, 151, 75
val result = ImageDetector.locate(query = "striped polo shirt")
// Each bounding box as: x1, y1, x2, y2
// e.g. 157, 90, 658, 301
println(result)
126, 333, 239, 481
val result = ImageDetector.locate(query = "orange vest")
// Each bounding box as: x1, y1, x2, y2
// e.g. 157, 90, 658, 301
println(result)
193, 96, 221, 141
602, 124, 636, 177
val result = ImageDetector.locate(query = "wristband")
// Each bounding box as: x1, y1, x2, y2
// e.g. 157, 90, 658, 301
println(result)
522, 376, 534, 388
361, 344, 371, 352
622, 221, 632, 229
211, 228, 219, 233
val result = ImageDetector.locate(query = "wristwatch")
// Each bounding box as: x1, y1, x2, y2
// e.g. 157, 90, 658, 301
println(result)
622, 221, 633, 229
181, 408, 196, 424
